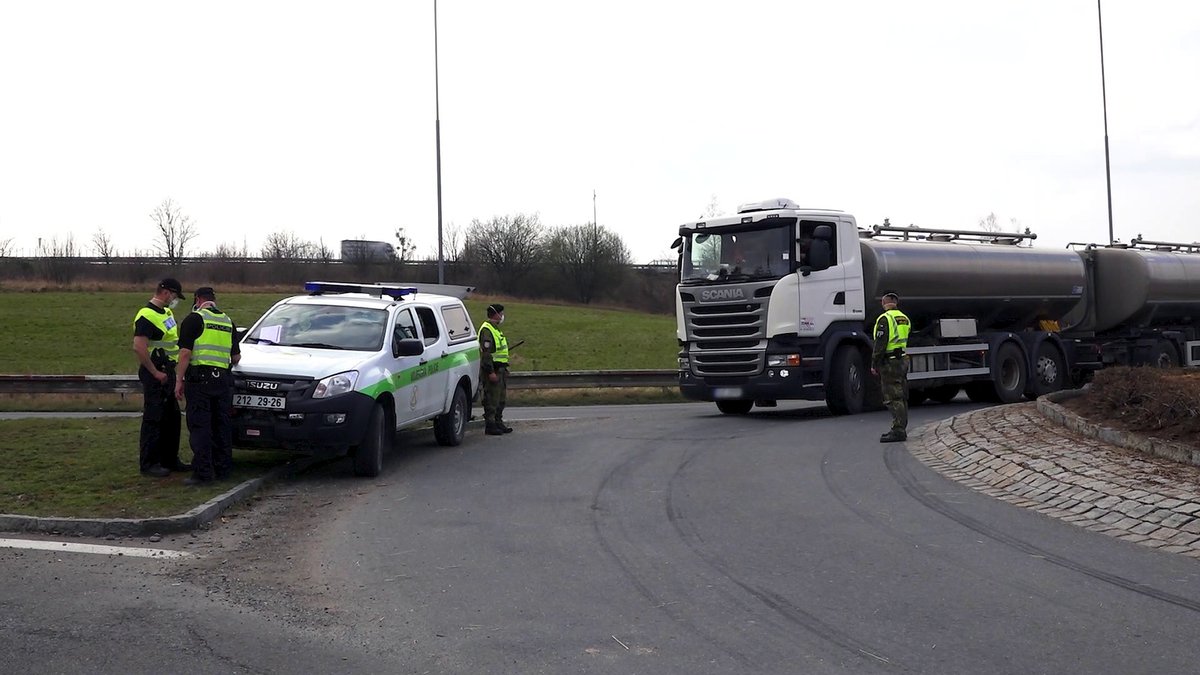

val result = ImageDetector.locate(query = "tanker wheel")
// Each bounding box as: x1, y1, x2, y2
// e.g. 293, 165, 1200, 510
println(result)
929, 384, 960, 403
826, 346, 865, 415
1152, 340, 1179, 368
993, 342, 1028, 404
1027, 342, 1067, 400
716, 400, 753, 415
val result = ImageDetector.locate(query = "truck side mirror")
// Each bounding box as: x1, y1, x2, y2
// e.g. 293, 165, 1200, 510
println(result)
807, 240, 832, 272
235, 326, 249, 343
393, 338, 424, 358
670, 236, 682, 250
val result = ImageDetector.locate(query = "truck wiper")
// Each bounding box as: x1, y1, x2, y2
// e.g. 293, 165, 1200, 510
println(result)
282, 342, 345, 350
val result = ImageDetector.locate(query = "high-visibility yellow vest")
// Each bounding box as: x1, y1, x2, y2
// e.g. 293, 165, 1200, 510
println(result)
879, 309, 911, 352
191, 307, 234, 369
479, 321, 509, 363
134, 306, 180, 362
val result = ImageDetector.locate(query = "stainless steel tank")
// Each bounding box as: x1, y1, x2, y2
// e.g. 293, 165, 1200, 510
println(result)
859, 238, 1088, 330
1085, 247, 1200, 332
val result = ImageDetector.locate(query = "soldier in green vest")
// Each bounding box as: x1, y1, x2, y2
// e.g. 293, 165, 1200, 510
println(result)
132, 278, 188, 477
479, 304, 513, 436
174, 286, 241, 485
872, 292, 911, 443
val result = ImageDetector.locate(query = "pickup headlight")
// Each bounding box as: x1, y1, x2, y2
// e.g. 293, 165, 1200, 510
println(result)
313, 371, 359, 399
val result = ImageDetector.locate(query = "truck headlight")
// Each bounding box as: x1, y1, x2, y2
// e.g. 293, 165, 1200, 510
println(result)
767, 354, 801, 367
313, 371, 359, 399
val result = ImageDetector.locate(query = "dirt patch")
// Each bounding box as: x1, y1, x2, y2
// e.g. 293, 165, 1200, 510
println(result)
1060, 367, 1200, 448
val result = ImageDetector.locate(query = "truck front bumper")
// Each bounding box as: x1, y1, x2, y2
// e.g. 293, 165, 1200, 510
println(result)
678, 366, 825, 402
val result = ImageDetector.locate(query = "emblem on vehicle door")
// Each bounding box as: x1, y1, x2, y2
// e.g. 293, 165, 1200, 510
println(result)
410, 386, 419, 411
246, 381, 279, 390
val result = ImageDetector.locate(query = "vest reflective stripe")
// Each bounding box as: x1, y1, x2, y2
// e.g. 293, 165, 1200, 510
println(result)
133, 306, 180, 362
480, 321, 508, 363
882, 309, 911, 352
192, 308, 234, 369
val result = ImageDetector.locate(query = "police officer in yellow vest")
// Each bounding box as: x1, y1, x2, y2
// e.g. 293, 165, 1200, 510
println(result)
132, 278, 188, 477
479, 304, 513, 436
174, 286, 241, 485
871, 292, 911, 443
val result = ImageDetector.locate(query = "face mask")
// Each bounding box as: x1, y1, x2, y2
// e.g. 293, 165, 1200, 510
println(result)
192, 303, 200, 312
498, 315, 505, 325
168, 298, 180, 310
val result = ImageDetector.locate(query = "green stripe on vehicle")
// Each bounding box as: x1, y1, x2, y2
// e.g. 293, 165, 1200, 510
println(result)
360, 347, 480, 399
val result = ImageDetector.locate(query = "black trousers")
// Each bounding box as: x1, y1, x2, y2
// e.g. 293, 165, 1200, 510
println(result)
184, 369, 234, 480
139, 366, 182, 472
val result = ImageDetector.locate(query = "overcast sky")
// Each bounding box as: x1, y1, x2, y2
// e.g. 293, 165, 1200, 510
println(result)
1, 1, 1197, 264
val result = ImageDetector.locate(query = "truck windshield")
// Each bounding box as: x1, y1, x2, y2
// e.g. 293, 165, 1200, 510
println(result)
680, 221, 794, 283
245, 304, 389, 352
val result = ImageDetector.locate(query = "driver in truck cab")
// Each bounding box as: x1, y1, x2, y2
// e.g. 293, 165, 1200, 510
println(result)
872, 292, 911, 443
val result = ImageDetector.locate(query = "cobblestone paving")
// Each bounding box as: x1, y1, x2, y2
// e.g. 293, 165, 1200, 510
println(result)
911, 403, 1200, 559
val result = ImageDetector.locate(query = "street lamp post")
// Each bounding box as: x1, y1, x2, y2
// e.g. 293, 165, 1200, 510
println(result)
1097, 0, 1114, 244
434, 0, 445, 283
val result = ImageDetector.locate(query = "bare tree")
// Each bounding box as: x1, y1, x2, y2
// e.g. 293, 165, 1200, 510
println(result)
0, 236, 13, 257
394, 227, 417, 262
700, 194, 722, 219
212, 240, 249, 260
92, 228, 116, 263
314, 238, 335, 263
978, 212, 1000, 233
261, 231, 316, 259
36, 234, 81, 283
150, 198, 198, 264
463, 214, 546, 293
545, 222, 631, 303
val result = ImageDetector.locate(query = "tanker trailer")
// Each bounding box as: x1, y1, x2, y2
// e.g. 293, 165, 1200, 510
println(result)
674, 199, 1200, 416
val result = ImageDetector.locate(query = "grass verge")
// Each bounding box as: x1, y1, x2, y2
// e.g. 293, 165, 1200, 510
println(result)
0, 417, 292, 519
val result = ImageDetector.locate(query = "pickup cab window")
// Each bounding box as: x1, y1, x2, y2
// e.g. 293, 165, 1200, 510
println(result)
415, 307, 440, 347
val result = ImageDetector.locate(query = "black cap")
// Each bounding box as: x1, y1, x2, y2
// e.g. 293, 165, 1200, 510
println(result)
194, 286, 216, 300
882, 292, 899, 303
158, 278, 183, 296
487, 304, 504, 317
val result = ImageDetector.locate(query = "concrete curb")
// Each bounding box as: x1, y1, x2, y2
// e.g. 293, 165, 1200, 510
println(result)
1036, 389, 1200, 468
0, 456, 324, 538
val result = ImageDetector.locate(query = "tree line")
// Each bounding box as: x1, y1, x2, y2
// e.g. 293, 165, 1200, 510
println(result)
0, 198, 677, 312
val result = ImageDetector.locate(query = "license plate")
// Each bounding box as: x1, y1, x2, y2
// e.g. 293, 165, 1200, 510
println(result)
234, 394, 286, 410
712, 387, 743, 400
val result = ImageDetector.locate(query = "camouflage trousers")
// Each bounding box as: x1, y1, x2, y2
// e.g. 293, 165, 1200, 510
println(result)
482, 367, 508, 424
879, 357, 909, 432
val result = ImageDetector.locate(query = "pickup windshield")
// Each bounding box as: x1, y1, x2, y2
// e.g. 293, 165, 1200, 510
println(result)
246, 304, 389, 352
680, 220, 796, 283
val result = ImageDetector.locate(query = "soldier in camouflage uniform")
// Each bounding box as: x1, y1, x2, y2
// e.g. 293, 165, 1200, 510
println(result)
872, 292, 911, 443
478, 304, 513, 436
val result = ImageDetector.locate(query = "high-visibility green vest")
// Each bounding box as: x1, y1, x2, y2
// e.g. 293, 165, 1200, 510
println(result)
879, 309, 911, 352
191, 307, 234, 369
134, 306, 180, 362
479, 321, 508, 363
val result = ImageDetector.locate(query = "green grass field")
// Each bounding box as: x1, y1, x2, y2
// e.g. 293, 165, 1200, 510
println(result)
0, 291, 677, 374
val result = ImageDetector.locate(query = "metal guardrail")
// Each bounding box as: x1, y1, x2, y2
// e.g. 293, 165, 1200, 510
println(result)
0, 370, 679, 395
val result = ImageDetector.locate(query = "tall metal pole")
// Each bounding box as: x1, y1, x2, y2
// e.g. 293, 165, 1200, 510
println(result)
592, 190, 597, 228
1097, 0, 1114, 244
434, 0, 445, 283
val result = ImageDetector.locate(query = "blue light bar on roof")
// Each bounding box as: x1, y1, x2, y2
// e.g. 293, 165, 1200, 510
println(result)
304, 281, 417, 299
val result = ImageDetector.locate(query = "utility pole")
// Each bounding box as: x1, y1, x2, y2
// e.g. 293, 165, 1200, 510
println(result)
434, 0, 445, 283
1098, 0, 1115, 244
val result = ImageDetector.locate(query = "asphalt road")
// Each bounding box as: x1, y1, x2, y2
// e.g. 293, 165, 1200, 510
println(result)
3, 400, 1199, 674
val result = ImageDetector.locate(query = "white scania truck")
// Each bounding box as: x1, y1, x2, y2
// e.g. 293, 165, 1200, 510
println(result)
674, 198, 1200, 415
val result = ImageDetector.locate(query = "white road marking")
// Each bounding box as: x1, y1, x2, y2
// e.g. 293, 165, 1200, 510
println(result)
0, 538, 193, 559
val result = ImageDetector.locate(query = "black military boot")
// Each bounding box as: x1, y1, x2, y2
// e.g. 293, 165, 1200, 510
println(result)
879, 429, 907, 443
485, 422, 505, 436
497, 420, 514, 433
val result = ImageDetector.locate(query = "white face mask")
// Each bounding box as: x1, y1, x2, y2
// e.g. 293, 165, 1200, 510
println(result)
498, 314, 505, 325
168, 298, 180, 310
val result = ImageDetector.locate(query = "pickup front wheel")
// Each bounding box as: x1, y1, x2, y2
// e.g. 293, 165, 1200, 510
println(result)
434, 385, 470, 446
352, 404, 389, 477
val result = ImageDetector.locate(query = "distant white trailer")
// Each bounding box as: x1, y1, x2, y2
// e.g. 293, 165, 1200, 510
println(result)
340, 239, 397, 262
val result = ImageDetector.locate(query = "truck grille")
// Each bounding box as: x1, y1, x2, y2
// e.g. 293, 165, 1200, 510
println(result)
682, 298, 766, 377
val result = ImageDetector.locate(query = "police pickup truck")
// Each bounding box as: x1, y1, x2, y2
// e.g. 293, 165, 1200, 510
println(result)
232, 281, 480, 477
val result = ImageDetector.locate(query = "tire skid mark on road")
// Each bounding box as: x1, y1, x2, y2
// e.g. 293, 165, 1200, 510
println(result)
884, 446, 1200, 614
666, 449, 910, 673
590, 442, 761, 670
819, 446, 1056, 607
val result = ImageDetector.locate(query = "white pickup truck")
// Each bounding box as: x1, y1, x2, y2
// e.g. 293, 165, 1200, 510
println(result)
232, 281, 480, 476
